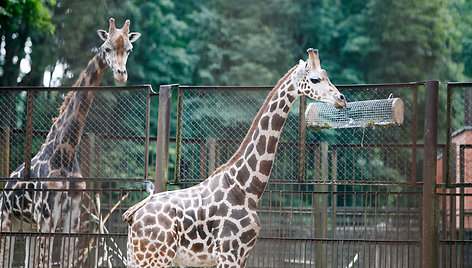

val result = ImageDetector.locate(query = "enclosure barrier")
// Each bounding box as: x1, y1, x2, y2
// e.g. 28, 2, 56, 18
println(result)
0, 86, 155, 267
0, 81, 471, 267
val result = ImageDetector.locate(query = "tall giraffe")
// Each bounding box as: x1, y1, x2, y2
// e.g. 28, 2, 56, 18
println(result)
0, 18, 140, 268
124, 49, 347, 267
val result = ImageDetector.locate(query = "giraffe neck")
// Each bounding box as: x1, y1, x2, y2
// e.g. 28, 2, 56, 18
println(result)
73, 50, 108, 87
42, 51, 108, 173
210, 66, 299, 204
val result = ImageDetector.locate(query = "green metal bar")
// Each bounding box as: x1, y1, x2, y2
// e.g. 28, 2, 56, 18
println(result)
421, 80, 439, 268
155, 85, 173, 192
173, 86, 184, 184
459, 145, 465, 268
144, 86, 152, 180
23, 89, 35, 179
445, 84, 453, 187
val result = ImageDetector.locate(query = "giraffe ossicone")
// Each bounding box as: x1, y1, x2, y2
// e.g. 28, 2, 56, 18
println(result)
124, 48, 346, 267
0, 18, 140, 268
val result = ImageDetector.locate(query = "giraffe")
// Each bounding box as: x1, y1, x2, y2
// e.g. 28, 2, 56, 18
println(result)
0, 18, 140, 268
123, 48, 347, 267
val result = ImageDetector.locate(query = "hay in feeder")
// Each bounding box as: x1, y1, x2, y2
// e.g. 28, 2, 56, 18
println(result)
305, 98, 404, 130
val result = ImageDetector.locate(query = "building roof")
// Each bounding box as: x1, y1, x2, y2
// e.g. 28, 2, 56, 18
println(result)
452, 126, 472, 137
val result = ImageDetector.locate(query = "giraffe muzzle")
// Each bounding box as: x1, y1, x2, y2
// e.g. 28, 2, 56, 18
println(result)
334, 94, 347, 109
114, 69, 128, 83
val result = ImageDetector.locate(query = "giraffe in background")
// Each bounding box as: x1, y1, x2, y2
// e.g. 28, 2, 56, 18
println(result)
0, 18, 140, 268
124, 49, 346, 267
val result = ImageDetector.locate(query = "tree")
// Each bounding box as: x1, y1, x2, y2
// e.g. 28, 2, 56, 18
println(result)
188, 0, 298, 86
0, 0, 55, 86
449, 0, 472, 80
353, 0, 461, 83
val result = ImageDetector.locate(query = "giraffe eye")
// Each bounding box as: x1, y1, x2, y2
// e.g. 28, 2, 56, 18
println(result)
105, 47, 111, 53
310, 78, 321, 84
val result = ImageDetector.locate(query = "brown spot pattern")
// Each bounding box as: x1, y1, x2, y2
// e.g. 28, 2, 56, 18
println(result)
256, 136, 266, 156
271, 114, 285, 131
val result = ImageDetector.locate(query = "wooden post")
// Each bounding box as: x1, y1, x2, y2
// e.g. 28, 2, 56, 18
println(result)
23, 90, 35, 179
320, 142, 329, 267
199, 141, 207, 180
0, 127, 10, 186
298, 96, 307, 181
313, 144, 321, 268
459, 145, 465, 268
96, 138, 103, 178
155, 85, 172, 192
331, 148, 337, 268
315, 142, 328, 267
208, 138, 217, 176
422, 80, 439, 268
80, 133, 95, 179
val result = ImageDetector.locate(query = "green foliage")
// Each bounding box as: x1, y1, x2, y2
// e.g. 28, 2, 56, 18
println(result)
0, 0, 55, 33
115, 0, 196, 87
0, 0, 55, 87
187, 0, 296, 85
357, 0, 461, 82
449, 0, 472, 80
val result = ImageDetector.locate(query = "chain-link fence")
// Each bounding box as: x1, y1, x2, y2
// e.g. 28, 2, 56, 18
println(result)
172, 84, 424, 267
1, 82, 471, 267
0, 86, 153, 267
438, 83, 472, 267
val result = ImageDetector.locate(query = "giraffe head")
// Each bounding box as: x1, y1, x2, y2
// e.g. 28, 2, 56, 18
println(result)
293, 48, 347, 109
97, 18, 141, 83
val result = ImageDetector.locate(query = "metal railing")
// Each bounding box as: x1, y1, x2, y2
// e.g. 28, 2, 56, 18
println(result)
0, 81, 471, 267
0, 86, 153, 267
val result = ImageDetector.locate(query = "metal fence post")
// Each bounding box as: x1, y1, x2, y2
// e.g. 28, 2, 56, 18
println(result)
155, 85, 172, 193
0, 127, 10, 179
298, 95, 307, 182
422, 80, 439, 268
23, 89, 35, 179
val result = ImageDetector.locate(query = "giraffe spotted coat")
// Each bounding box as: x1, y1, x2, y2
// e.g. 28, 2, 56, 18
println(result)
124, 49, 347, 267
0, 18, 140, 268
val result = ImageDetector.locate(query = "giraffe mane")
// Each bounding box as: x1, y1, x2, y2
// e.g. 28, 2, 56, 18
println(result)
52, 91, 75, 123
210, 65, 298, 177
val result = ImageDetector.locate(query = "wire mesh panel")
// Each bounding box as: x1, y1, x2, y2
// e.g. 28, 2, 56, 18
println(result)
175, 87, 302, 183
0, 87, 152, 267
0, 88, 149, 178
173, 84, 422, 267
304, 85, 419, 184
440, 83, 472, 268
247, 183, 422, 267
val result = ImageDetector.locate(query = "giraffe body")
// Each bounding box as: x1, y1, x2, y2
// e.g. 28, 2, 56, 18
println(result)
124, 49, 347, 267
0, 18, 140, 268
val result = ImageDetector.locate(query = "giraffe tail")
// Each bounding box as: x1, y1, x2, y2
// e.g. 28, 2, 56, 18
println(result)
122, 194, 154, 224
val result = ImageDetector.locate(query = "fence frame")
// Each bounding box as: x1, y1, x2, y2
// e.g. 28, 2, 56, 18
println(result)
162, 81, 449, 267
2, 80, 472, 266
0, 85, 153, 267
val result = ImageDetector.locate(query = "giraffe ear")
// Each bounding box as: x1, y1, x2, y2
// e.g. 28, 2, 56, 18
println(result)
295, 59, 307, 78
128, 32, 141, 43
97, 30, 108, 41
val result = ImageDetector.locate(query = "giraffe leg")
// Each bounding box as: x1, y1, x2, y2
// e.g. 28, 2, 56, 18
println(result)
25, 235, 38, 268
21, 217, 36, 268
0, 209, 19, 268
127, 225, 176, 268
34, 225, 55, 267
31, 191, 62, 268
60, 193, 81, 268
216, 253, 244, 268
